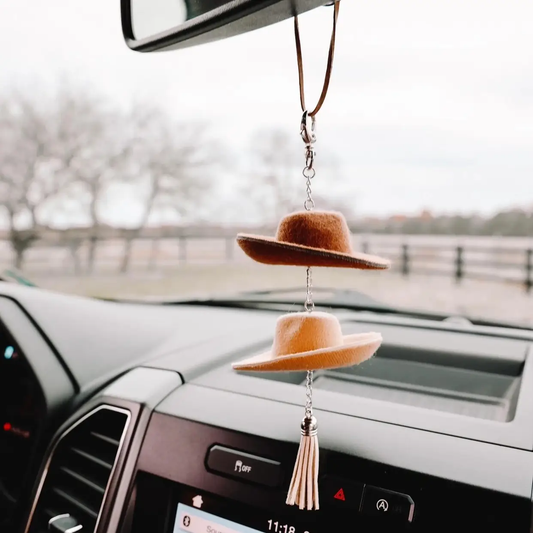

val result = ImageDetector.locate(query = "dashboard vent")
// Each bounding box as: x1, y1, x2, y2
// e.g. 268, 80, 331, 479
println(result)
27, 406, 130, 533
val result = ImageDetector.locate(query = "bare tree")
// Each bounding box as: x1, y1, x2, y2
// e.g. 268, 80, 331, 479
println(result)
119, 107, 214, 273
0, 84, 218, 275
0, 92, 77, 268
60, 92, 135, 274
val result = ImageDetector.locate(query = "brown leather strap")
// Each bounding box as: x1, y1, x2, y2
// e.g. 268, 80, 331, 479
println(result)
294, 1, 340, 117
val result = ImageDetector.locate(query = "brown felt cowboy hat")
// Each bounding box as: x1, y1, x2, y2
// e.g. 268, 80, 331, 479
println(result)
232, 311, 382, 372
237, 210, 390, 270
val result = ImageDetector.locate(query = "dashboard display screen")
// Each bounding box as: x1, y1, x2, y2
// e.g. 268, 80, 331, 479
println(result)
172, 486, 318, 533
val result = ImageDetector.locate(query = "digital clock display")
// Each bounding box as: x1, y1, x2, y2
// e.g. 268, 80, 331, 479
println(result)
267, 520, 307, 533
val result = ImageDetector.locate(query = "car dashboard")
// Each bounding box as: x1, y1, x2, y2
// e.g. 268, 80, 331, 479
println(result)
0, 283, 532, 533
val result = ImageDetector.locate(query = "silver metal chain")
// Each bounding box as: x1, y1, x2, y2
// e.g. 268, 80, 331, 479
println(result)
301, 113, 317, 423
305, 370, 314, 419
301, 111, 316, 314
304, 266, 314, 312
301, 111, 316, 211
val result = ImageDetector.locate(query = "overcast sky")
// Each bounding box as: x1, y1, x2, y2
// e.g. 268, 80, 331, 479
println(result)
1, 0, 533, 223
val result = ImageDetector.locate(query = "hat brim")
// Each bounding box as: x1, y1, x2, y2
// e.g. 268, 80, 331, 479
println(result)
237, 234, 390, 270
232, 332, 382, 372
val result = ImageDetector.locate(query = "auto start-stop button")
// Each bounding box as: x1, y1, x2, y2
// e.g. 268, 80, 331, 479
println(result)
206, 445, 282, 487
361, 485, 415, 524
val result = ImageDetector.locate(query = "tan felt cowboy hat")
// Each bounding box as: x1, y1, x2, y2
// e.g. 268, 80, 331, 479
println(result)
237, 210, 390, 270
232, 311, 382, 372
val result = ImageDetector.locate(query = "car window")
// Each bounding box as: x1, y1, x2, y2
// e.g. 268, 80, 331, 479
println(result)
0, 0, 532, 327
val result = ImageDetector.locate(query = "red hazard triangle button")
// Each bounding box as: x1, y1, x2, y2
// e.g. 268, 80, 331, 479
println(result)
320, 476, 364, 510
334, 488, 346, 501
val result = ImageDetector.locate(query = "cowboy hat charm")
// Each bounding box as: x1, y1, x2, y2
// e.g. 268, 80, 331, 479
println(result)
232, 311, 382, 372
237, 210, 390, 270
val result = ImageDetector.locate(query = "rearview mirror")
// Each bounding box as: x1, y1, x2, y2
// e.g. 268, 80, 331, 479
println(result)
121, 0, 331, 52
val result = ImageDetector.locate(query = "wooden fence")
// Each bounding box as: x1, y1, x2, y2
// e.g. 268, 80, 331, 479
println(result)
1, 235, 533, 292
362, 240, 533, 292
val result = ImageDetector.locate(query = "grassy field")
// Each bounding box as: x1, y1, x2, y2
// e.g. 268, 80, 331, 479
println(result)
30, 263, 533, 327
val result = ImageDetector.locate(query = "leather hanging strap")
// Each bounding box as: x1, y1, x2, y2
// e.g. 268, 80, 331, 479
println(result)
294, 1, 341, 117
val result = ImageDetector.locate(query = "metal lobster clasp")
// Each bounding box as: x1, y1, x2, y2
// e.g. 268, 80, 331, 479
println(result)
300, 111, 316, 146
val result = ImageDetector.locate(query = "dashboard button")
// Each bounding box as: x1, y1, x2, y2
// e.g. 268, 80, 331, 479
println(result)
206, 445, 282, 487
320, 476, 364, 510
361, 485, 415, 523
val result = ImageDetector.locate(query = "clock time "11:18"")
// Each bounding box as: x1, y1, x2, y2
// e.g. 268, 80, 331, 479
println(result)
267, 520, 310, 533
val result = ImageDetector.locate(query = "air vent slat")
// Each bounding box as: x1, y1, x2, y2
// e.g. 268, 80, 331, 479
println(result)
70, 447, 113, 470
52, 488, 99, 519
27, 406, 129, 533
59, 466, 105, 495
44, 508, 61, 519
90, 431, 120, 447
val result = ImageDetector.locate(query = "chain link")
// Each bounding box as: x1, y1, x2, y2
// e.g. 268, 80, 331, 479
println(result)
305, 370, 314, 419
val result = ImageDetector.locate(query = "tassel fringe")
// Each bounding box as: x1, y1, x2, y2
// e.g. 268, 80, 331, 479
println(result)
286, 416, 319, 510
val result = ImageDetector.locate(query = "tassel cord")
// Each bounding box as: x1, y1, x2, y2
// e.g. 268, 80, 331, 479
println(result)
286, 371, 320, 510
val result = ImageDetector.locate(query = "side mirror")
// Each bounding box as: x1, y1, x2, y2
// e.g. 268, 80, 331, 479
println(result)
121, 0, 331, 52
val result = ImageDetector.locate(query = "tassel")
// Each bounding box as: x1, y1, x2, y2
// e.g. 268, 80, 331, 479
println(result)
286, 415, 319, 510
286, 369, 319, 510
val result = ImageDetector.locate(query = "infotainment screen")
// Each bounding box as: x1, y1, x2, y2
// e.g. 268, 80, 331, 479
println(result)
171, 484, 319, 533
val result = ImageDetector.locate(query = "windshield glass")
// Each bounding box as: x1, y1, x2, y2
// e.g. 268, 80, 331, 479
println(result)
1, 0, 533, 327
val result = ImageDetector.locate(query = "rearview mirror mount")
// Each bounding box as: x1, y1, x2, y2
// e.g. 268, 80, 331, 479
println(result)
121, 0, 332, 52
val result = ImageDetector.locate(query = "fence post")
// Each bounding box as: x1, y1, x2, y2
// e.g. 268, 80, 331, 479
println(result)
148, 238, 159, 271
401, 244, 410, 276
225, 237, 234, 262
179, 236, 187, 264
525, 249, 532, 293
455, 246, 464, 283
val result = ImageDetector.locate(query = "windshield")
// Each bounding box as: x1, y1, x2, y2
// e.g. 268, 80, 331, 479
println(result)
1, 0, 532, 327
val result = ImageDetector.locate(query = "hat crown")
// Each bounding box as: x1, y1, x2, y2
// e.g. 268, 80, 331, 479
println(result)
275, 211, 353, 254
272, 312, 344, 357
